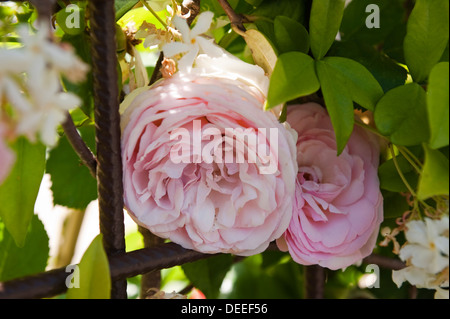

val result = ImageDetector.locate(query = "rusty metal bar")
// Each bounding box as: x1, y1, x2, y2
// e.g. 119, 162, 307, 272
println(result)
88, 0, 127, 299
305, 265, 325, 299
0, 243, 211, 299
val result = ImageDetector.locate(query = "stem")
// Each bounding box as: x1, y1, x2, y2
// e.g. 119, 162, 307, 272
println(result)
61, 112, 97, 178
354, 120, 389, 141
389, 144, 417, 197
397, 145, 423, 171
396, 146, 422, 174
140, 0, 168, 29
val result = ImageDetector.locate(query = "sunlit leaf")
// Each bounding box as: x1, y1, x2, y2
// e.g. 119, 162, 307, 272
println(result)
427, 62, 449, 149
66, 234, 111, 299
417, 145, 449, 200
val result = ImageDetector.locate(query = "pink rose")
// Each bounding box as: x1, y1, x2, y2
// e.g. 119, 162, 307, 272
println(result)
121, 74, 297, 256
277, 103, 383, 270
0, 124, 15, 185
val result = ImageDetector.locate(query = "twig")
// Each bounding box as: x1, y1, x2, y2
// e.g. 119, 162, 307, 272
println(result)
217, 0, 246, 33
61, 112, 97, 178
149, 51, 164, 85
363, 254, 405, 270
181, 0, 201, 26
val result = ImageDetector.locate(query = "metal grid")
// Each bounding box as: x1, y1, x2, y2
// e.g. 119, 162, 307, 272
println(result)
0, 0, 405, 299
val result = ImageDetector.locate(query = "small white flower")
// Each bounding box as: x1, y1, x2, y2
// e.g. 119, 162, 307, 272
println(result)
400, 217, 449, 274
17, 22, 89, 83
16, 70, 81, 146
392, 216, 449, 298
162, 11, 216, 71
1, 22, 87, 146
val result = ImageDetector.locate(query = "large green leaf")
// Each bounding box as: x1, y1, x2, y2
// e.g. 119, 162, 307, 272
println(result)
417, 145, 449, 200
182, 254, 233, 299
274, 16, 309, 54
46, 125, 97, 210
329, 41, 408, 93
403, 0, 449, 83
0, 214, 49, 281
427, 62, 449, 149
315, 60, 355, 155
66, 234, 111, 299
266, 52, 319, 109
322, 56, 384, 111
374, 83, 429, 146
0, 138, 46, 247
309, 0, 346, 60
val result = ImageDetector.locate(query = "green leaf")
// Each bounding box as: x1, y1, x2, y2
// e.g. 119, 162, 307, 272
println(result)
118, 6, 166, 30
0, 214, 49, 281
417, 145, 449, 200
315, 60, 354, 155
114, 0, 139, 21
378, 155, 418, 192
274, 16, 309, 54
309, 0, 346, 60
46, 125, 97, 210
374, 83, 429, 146
0, 138, 46, 247
403, 0, 449, 83
182, 254, 233, 299
266, 52, 319, 109
243, 29, 277, 76
329, 41, 408, 93
322, 56, 384, 111
66, 234, 111, 299
427, 62, 449, 149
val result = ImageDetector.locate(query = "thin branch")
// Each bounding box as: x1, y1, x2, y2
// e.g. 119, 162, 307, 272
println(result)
217, 0, 246, 33
181, 0, 201, 26
61, 112, 97, 178
363, 254, 405, 270
149, 51, 164, 85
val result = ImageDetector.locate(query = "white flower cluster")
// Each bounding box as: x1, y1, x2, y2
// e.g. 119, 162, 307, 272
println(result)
0, 22, 88, 147
162, 11, 269, 97
392, 216, 449, 299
